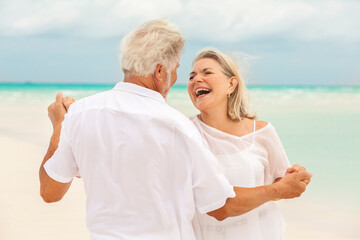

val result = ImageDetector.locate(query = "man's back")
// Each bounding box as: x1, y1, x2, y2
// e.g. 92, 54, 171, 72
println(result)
44, 82, 235, 239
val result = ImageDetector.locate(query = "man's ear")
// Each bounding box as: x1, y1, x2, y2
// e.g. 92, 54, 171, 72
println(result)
228, 76, 239, 94
154, 64, 164, 82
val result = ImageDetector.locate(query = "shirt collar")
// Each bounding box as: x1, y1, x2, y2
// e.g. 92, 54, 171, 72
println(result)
113, 82, 166, 103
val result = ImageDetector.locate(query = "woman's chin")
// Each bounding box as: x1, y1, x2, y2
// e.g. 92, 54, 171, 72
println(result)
194, 102, 210, 113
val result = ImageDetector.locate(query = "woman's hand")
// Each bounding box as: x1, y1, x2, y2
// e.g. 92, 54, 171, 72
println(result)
274, 171, 312, 199
286, 164, 311, 185
63, 96, 75, 112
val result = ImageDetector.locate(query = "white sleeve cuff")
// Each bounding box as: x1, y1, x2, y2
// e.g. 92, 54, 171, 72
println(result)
197, 187, 236, 214
44, 161, 73, 183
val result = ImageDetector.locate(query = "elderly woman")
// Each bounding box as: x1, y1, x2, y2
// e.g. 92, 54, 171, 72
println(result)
188, 48, 308, 240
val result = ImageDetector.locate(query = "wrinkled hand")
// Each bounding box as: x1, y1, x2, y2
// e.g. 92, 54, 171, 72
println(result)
47, 92, 75, 129
274, 171, 312, 199
286, 164, 311, 185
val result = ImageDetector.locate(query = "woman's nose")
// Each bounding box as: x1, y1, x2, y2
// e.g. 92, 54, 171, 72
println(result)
194, 74, 203, 82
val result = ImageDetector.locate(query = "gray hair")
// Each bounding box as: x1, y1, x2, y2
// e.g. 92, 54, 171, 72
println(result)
120, 19, 185, 77
193, 48, 257, 122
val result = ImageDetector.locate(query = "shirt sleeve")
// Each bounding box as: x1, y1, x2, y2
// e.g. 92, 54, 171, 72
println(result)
175, 129, 236, 214
265, 125, 291, 182
44, 114, 79, 183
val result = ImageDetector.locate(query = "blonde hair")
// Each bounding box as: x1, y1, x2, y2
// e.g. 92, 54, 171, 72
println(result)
193, 48, 257, 122
120, 19, 185, 77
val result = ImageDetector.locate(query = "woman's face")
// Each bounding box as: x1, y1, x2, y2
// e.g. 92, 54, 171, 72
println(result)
187, 58, 231, 113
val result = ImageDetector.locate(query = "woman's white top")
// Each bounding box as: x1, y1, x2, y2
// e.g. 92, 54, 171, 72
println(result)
191, 116, 291, 240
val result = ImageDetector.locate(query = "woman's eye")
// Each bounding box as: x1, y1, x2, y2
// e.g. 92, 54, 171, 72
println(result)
189, 76, 194, 81
205, 72, 212, 75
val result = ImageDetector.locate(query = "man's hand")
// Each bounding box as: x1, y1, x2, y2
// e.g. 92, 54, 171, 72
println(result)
48, 92, 66, 129
286, 164, 311, 185
47, 93, 75, 129
274, 171, 312, 199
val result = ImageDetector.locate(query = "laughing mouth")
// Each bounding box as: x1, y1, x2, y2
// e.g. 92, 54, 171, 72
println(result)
195, 88, 212, 97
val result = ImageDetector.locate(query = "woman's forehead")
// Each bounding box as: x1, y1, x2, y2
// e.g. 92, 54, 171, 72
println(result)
193, 58, 221, 70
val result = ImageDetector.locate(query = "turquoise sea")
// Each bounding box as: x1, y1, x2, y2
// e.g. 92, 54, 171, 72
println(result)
1, 83, 360, 222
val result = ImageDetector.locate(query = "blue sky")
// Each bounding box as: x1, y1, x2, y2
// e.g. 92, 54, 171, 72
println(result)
0, 0, 359, 85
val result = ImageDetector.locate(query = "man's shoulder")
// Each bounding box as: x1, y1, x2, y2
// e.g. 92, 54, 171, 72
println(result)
65, 89, 198, 137
66, 90, 112, 116
161, 105, 198, 132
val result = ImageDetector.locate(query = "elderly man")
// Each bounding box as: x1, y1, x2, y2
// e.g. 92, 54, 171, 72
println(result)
39, 19, 311, 239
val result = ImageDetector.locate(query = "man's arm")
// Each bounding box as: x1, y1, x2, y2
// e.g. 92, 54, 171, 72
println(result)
39, 93, 75, 203
207, 171, 312, 221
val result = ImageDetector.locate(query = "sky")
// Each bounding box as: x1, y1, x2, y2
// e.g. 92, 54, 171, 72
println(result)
0, 0, 359, 85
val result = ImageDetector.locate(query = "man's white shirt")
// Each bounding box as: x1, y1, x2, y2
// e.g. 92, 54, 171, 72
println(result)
44, 82, 235, 240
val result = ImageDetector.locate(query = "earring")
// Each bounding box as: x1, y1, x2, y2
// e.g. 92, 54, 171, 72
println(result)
227, 93, 231, 98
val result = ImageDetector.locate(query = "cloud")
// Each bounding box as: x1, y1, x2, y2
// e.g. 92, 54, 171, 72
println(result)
0, 0, 359, 42
0, 1, 79, 35
178, 0, 360, 42
0, 0, 183, 37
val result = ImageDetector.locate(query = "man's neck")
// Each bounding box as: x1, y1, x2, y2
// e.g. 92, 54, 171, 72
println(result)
124, 75, 157, 91
123, 74, 168, 98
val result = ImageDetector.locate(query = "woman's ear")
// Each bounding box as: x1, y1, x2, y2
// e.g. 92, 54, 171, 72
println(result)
228, 76, 239, 94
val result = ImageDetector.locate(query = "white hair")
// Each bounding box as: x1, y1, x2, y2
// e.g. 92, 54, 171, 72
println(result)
120, 19, 185, 77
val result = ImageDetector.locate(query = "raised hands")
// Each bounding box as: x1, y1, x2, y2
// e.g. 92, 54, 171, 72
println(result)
47, 92, 75, 128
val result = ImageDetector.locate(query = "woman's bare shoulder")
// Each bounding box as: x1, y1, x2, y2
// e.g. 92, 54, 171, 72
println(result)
255, 120, 269, 131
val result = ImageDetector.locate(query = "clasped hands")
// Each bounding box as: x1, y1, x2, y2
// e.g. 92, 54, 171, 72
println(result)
273, 164, 312, 200
286, 164, 311, 185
